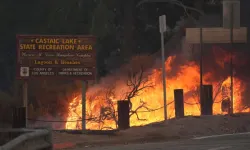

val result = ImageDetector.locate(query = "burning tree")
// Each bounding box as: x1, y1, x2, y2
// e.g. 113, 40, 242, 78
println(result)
96, 85, 118, 130
87, 55, 156, 129
121, 55, 157, 120
125, 65, 154, 120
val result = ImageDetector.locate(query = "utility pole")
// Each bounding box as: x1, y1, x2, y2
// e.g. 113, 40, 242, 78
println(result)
199, 27, 203, 106
159, 15, 167, 120
229, 4, 234, 114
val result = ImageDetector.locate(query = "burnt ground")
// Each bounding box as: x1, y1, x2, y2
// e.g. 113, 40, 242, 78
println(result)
53, 113, 250, 149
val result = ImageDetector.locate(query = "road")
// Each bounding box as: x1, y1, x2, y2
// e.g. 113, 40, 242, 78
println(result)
79, 132, 250, 150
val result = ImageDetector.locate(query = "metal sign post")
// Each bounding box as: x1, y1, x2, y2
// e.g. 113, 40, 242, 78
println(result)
23, 81, 28, 127
199, 27, 203, 106
159, 15, 167, 120
82, 81, 87, 132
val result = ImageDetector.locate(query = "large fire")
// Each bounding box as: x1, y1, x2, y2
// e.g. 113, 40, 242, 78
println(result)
65, 47, 250, 130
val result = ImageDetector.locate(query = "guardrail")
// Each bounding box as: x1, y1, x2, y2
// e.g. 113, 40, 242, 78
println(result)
0, 128, 52, 150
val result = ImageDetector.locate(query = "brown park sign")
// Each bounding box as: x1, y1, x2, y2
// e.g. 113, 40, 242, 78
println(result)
16, 35, 96, 80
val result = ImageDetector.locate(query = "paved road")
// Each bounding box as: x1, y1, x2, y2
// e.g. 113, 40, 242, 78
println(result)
81, 133, 250, 150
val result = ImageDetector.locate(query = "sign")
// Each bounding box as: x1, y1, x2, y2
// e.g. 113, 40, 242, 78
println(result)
16, 35, 96, 80
159, 15, 167, 33
185, 27, 247, 44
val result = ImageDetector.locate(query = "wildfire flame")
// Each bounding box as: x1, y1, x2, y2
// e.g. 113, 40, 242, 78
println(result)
65, 47, 250, 130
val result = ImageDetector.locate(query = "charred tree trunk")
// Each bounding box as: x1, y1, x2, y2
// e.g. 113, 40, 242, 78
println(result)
121, 0, 136, 62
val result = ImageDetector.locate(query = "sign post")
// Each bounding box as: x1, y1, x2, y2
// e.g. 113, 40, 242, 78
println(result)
199, 27, 203, 108
159, 15, 167, 120
82, 81, 87, 132
229, 3, 234, 114
23, 81, 28, 127
16, 35, 96, 130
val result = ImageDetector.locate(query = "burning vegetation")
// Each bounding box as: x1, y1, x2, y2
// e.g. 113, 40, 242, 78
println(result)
65, 46, 250, 130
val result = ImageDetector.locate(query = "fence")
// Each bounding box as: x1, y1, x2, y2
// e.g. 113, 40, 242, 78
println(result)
0, 128, 52, 150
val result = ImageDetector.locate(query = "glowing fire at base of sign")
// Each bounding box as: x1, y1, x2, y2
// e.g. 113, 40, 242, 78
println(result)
65, 55, 250, 130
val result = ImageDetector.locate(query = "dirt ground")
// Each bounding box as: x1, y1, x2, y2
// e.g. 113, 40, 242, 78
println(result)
53, 113, 250, 149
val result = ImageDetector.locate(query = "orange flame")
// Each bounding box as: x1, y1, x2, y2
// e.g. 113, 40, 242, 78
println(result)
65, 50, 249, 130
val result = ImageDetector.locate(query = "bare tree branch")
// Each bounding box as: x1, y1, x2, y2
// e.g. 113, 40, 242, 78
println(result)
239, 106, 250, 112
137, 0, 204, 16
125, 65, 154, 109
213, 78, 228, 103
124, 65, 155, 120
87, 85, 118, 130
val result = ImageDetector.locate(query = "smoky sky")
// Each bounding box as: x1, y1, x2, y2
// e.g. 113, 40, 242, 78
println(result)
240, 0, 250, 43
1, 0, 250, 91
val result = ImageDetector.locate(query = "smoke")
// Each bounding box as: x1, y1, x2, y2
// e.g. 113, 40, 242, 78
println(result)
181, 37, 194, 60
88, 36, 194, 95
87, 54, 159, 100
91, 39, 250, 109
